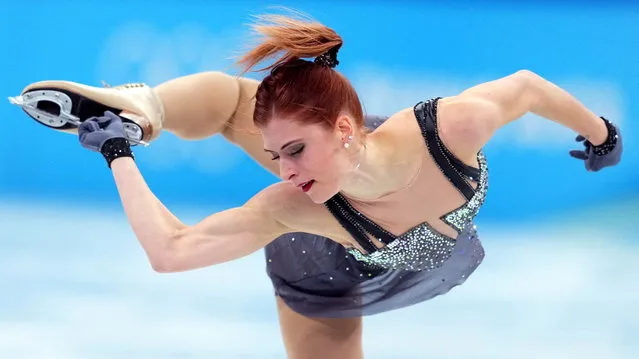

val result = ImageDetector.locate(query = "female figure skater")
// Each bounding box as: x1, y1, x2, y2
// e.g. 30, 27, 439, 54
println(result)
12, 14, 623, 359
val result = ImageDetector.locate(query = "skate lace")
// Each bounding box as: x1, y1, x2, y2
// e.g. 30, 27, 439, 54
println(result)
100, 81, 146, 89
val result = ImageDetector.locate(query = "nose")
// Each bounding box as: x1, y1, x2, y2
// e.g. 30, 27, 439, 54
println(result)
279, 159, 298, 182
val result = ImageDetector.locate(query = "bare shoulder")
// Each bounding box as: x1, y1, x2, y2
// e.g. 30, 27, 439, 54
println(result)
376, 97, 498, 167
245, 181, 330, 235
364, 108, 428, 187
434, 96, 500, 164
371, 107, 426, 156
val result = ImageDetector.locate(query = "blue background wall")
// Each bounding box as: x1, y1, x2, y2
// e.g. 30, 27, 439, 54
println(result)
0, 1, 637, 358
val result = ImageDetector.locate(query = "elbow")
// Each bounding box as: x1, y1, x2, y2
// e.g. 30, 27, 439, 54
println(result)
145, 232, 186, 273
514, 69, 540, 82
514, 69, 545, 91
513, 69, 544, 109
150, 256, 179, 273
513, 69, 542, 93
148, 249, 183, 273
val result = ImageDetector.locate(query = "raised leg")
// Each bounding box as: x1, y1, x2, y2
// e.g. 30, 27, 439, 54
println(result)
153, 71, 278, 175
14, 71, 278, 175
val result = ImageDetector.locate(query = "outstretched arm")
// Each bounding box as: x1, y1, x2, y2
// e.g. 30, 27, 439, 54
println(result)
110, 156, 289, 272
437, 70, 619, 167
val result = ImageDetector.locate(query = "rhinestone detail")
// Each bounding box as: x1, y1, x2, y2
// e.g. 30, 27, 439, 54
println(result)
346, 152, 488, 272
591, 117, 618, 156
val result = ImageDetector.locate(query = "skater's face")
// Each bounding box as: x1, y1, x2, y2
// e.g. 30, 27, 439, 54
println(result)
261, 115, 359, 203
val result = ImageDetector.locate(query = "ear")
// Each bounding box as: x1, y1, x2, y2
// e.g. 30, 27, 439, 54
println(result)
334, 114, 355, 142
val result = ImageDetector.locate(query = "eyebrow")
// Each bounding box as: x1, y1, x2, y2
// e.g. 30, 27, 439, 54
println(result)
264, 139, 302, 152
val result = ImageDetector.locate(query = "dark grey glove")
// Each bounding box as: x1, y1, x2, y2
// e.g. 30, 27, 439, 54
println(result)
569, 117, 622, 172
78, 111, 134, 167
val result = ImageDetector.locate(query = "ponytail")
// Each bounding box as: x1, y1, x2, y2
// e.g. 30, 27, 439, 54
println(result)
240, 10, 363, 134
237, 12, 343, 73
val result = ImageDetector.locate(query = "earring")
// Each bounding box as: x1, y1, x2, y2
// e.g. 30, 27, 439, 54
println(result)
344, 135, 353, 149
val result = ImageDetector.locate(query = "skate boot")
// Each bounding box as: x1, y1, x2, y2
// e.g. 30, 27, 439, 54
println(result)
8, 80, 165, 146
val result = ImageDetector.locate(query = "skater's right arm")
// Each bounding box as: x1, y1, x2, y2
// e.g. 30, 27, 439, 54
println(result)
110, 156, 296, 272
77, 112, 300, 272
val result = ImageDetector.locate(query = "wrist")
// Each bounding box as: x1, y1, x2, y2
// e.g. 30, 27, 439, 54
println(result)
100, 137, 134, 168
588, 116, 609, 146
109, 155, 135, 169
590, 117, 618, 156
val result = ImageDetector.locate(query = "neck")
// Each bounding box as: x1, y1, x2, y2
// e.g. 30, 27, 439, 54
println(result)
339, 137, 396, 201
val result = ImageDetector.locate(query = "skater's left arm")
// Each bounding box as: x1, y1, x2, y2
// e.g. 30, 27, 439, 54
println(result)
434, 69, 611, 162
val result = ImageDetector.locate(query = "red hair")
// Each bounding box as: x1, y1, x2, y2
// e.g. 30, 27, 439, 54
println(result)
236, 13, 364, 131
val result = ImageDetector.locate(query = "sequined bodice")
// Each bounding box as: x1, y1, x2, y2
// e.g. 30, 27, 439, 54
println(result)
345, 151, 487, 271
325, 98, 489, 272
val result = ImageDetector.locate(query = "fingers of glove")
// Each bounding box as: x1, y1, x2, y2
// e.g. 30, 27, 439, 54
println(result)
586, 162, 600, 172
101, 111, 125, 131
103, 111, 121, 120
569, 150, 588, 160
78, 133, 101, 152
79, 118, 100, 131
97, 116, 115, 128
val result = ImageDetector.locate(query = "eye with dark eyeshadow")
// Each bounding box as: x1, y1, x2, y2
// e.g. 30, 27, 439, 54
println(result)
288, 143, 305, 157
268, 143, 305, 161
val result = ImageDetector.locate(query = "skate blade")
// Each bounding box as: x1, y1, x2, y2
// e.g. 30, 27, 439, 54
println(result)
8, 91, 149, 147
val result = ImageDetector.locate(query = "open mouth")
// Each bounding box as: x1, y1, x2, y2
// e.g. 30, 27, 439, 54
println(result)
299, 180, 315, 193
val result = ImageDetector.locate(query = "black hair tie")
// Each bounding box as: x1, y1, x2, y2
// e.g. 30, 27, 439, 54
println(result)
314, 44, 341, 68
